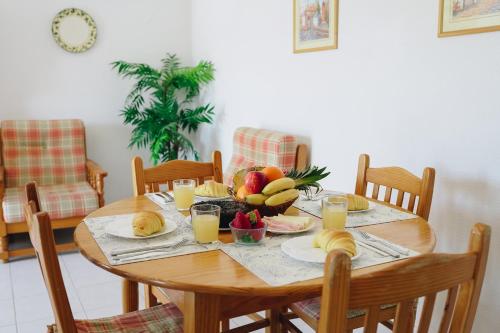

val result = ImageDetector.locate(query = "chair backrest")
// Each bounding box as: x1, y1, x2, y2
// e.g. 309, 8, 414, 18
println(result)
24, 182, 77, 333
225, 127, 308, 185
132, 151, 223, 195
1, 119, 87, 187
355, 154, 435, 220
318, 223, 490, 333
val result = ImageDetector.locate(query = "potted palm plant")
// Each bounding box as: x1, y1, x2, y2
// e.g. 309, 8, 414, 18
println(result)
112, 53, 215, 164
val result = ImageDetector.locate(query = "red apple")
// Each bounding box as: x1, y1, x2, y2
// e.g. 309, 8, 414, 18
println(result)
244, 171, 268, 194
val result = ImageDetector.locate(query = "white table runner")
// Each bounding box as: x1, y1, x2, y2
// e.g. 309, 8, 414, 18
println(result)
84, 207, 220, 266
293, 198, 417, 227
221, 224, 420, 286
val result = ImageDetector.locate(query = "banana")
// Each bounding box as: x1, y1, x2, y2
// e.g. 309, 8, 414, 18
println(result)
262, 177, 295, 196
245, 193, 269, 205
265, 189, 299, 207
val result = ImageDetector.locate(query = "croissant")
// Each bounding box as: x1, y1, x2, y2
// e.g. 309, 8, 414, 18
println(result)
313, 230, 357, 257
132, 211, 165, 237
195, 180, 229, 197
347, 194, 369, 211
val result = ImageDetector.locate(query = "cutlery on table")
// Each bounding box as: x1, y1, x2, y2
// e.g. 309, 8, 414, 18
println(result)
154, 192, 173, 203
110, 238, 188, 256
355, 240, 392, 257
358, 231, 409, 256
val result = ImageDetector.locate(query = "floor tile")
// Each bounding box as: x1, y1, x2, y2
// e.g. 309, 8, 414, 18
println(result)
17, 312, 85, 333
61, 252, 119, 288
15, 290, 83, 324
0, 325, 16, 333
0, 299, 16, 327
0, 264, 12, 301
77, 280, 122, 311
85, 303, 124, 320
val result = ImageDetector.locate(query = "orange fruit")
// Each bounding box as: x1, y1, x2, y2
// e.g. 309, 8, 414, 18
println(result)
236, 185, 250, 200
261, 166, 285, 182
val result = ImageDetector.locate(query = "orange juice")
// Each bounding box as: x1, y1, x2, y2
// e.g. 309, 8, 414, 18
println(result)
173, 180, 195, 211
192, 214, 219, 243
322, 206, 347, 230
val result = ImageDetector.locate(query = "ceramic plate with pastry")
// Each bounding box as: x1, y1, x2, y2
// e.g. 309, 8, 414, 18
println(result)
105, 210, 177, 239
347, 194, 376, 213
194, 180, 231, 200
281, 230, 361, 263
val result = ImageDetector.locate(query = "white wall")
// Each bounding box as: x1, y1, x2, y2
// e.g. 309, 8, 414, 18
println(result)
191, 0, 500, 331
0, 0, 192, 201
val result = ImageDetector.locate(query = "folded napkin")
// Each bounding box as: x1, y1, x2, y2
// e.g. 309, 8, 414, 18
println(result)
263, 214, 312, 231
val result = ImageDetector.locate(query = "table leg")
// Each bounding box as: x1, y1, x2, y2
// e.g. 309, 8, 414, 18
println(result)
184, 291, 221, 333
122, 279, 139, 313
265, 307, 286, 333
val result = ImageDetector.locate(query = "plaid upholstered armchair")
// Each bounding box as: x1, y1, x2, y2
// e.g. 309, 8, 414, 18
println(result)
0, 119, 107, 262
224, 127, 309, 184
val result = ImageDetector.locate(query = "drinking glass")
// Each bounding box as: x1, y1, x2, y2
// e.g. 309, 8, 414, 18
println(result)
173, 179, 195, 211
190, 204, 220, 244
322, 193, 348, 230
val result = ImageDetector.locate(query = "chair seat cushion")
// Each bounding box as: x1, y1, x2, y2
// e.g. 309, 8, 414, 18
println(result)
74, 303, 183, 332
2, 182, 98, 223
292, 297, 396, 321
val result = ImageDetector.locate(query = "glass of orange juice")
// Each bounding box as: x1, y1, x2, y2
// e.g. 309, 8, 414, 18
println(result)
322, 193, 348, 230
173, 179, 195, 211
190, 204, 220, 244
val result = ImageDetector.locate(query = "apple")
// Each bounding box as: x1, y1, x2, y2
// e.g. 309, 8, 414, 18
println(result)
244, 171, 268, 194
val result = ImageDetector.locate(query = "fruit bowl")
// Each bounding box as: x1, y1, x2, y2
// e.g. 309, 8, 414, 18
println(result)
245, 198, 297, 217
229, 222, 267, 245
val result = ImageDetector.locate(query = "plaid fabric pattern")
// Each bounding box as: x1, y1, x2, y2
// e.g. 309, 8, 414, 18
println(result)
292, 298, 396, 321
74, 303, 183, 332
1, 119, 86, 187
225, 127, 298, 184
2, 182, 98, 223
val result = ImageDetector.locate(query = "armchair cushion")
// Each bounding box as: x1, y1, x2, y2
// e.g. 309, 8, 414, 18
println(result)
2, 182, 98, 223
1, 119, 86, 187
225, 127, 298, 184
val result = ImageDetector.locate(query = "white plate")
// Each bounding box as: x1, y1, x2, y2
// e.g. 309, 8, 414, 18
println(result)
105, 213, 177, 239
281, 235, 361, 263
348, 201, 376, 214
267, 221, 316, 234
185, 215, 231, 231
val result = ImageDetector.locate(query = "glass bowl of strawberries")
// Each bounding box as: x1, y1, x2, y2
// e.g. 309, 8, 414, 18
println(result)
229, 209, 267, 245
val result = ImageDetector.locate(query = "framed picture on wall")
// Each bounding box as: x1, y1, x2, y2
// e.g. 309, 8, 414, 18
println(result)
293, 0, 339, 53
439, 0, 500, 37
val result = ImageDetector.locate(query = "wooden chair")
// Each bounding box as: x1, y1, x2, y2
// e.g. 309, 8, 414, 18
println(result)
131, 151, 223, 306
0, 119, 107, 262
355, 154, 435, 220
132, 150, 223, 195
23, 182, 183, 333
281, 223, 490, 333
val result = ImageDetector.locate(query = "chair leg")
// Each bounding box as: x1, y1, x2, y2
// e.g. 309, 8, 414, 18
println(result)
0, 236, 8, 263
144, 284, 158, 308
220, 319, 230, 331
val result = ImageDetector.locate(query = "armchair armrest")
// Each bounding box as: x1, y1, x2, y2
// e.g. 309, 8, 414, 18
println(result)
86, 160, 108, 207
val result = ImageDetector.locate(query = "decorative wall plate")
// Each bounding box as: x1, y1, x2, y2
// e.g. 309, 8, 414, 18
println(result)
52, 8, 97, 53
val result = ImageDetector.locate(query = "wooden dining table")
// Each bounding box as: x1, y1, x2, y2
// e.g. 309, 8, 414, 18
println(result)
74, 195, 436, 333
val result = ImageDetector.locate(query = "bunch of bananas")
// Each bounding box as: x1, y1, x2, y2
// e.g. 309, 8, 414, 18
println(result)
245, 177, 299, 207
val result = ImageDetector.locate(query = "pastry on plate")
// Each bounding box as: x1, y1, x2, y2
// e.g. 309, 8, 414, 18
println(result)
195, 180, 229, 197
312, 229, 357, 257
347, 194, 369, 211
132, 211, 165, 237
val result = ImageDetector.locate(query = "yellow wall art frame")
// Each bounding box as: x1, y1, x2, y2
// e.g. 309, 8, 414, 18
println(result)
439, 0, 500, 37
293, 0, 339, 53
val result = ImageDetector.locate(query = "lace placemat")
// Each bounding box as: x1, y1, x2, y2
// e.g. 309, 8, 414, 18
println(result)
84, 206, 220, 266
221, 226, 420, 286
293, 198, 417, 227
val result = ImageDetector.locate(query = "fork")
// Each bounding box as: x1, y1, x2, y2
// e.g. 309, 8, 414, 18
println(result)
111, 238, 189, 257
154, 192, 173, 203
113, 240, 207, 261
358, 231, 409, 256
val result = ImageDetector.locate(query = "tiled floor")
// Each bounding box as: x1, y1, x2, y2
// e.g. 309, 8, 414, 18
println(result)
0, 248, 389, 332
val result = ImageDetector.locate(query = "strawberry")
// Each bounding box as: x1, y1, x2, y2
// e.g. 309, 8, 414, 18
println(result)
251, 229, 264, 241
232, 211, 248, 229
